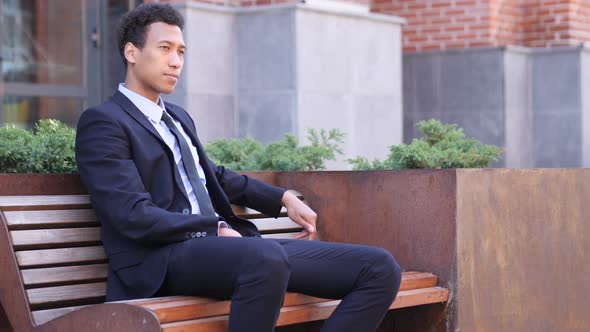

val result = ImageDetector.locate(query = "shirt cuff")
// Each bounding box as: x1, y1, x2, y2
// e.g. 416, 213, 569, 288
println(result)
217, 220, 231, 235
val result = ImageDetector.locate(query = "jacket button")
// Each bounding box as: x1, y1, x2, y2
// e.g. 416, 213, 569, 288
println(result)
182, 208, 190, 215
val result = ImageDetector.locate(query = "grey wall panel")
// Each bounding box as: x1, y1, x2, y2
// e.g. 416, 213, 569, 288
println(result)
186, 94, 236, 144
403, 49, 506, 166
531, 51, 581, 114
533, 113, 581, 167
439, 50, 504, 113
237, 10, 296, 91
531, 49, 582, 167
504, 49, 532, 168
403, 54, 443, 115
404, 46, 587, 168
238, 91, 296, 144
582, 48, 590, 167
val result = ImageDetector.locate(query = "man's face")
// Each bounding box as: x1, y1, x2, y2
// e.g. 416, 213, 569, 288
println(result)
126, 22, 185, 96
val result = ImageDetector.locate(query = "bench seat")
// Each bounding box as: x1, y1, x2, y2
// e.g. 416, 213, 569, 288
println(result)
0, 195, 449, 331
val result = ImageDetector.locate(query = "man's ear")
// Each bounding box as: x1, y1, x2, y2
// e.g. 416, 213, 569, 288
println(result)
124, 42, 138, 65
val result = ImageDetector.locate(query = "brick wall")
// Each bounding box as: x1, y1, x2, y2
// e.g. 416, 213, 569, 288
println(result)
372, 0, 590, 51
523, 0, 590, 47
373, 0, 500, 52
490, 0, 523, 46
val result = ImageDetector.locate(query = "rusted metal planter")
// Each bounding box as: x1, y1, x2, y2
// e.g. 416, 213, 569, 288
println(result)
273, 169, 590, 332
2, 169, 588, 332
0, 174, 86, 195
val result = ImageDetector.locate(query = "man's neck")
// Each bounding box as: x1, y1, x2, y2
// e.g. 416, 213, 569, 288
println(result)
123, 79, 160, 104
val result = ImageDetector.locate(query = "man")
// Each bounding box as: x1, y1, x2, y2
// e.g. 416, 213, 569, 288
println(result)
75, 3, 401, 331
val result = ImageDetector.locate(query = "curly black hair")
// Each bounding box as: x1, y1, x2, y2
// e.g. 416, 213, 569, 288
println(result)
117, 3, 185, 67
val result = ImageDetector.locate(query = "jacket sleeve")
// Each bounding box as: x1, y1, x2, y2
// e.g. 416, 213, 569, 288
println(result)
208, 158, 287, 218
75, 108, 219, 246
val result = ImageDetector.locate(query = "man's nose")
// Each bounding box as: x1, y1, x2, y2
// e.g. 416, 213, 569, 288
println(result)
169, 52, 182, 68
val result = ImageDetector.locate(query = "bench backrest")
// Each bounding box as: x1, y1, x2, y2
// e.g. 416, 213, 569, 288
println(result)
0, 194, 303, 328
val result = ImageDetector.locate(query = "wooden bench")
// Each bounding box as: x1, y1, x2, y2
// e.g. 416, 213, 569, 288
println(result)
0, 194, 449, 331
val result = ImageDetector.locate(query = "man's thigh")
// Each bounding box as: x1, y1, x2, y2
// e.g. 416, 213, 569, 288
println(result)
276, 239, 390, 299
163, 236, 282, 299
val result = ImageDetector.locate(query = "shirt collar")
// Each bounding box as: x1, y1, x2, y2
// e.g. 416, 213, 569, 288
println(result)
118, 83, 165, 123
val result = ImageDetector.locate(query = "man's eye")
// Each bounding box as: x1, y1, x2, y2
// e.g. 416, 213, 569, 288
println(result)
160, 46, 169, 50
179, 50, 185, 55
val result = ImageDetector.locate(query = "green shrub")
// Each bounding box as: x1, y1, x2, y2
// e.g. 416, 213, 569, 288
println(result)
204, 137, 263, 171
349, 119, 503, 170
0, 119, 77, 173
0, 125, 34, 173
205, 129, 345, 171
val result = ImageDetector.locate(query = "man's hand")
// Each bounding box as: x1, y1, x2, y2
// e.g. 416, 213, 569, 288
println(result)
218, 227, 243, 237
282, 191, 317, 240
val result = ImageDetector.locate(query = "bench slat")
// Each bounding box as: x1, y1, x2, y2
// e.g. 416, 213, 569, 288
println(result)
399, 272, 438, 291
27, 282, 106, 308
15, 246, 107, 268
251, 217, 302, 233
27, 272, 443, 325
4, 209, 99, 230
160, 287, 450, 331
21, 264, 107, 288
4, 209, 298, 233
29, 272, 433, 324
10, 228, 101, 250
0, 195, 91, 211
132, 272, 434, 324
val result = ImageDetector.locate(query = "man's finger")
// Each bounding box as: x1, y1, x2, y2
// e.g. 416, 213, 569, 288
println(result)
295, 230, 310, 239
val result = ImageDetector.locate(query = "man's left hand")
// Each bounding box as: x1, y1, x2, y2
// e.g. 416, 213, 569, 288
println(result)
281, 191, 317, 240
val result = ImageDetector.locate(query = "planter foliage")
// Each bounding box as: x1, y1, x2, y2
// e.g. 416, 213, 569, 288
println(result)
205, 129, 345, 171
0, 119, 77, 173
349, 119, 503, 170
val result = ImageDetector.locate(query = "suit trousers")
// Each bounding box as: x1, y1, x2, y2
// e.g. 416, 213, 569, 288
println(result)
161, 236, 402, 332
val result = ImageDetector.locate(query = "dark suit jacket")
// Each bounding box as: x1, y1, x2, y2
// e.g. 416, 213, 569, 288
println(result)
75, 91, 286, 301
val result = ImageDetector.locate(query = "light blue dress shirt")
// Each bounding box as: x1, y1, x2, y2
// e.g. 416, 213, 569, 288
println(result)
118, 83, 207, 215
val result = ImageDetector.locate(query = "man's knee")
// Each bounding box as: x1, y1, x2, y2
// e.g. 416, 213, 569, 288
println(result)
241, 239, 290, 280
369, 248, 402, 292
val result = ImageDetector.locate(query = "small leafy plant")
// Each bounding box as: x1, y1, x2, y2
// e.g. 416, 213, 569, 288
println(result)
205, 129, 345, 171
0, 119, 77, 173
349, 119, 503, 170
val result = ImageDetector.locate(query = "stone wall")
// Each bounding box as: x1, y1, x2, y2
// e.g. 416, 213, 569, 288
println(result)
169, 2, 405, 168
404, 45, 590, 167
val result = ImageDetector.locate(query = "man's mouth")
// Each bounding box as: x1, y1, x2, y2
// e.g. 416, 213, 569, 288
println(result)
165, 73, 179, 80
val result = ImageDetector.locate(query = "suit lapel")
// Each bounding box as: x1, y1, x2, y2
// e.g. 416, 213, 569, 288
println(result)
112, 91, 190, 201
111, 91, 166, 145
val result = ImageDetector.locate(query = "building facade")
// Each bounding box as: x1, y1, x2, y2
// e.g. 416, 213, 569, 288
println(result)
1, 0, 588, 167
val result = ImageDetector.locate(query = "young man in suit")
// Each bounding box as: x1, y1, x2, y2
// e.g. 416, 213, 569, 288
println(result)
75, 3, 401, 331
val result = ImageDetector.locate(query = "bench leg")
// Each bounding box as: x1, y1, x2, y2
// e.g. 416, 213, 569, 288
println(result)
0, 304, 12, 332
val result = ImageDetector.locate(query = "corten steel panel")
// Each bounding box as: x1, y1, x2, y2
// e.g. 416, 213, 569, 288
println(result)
275, 170, 457, 284
0, 173, 278, 196
276, 170, 457, 331
240, 171, 279, 187
0, 174, 86, 196
456, 169, 590, 332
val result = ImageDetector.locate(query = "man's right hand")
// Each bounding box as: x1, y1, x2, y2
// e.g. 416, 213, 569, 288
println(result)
218, 227, 242, 237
